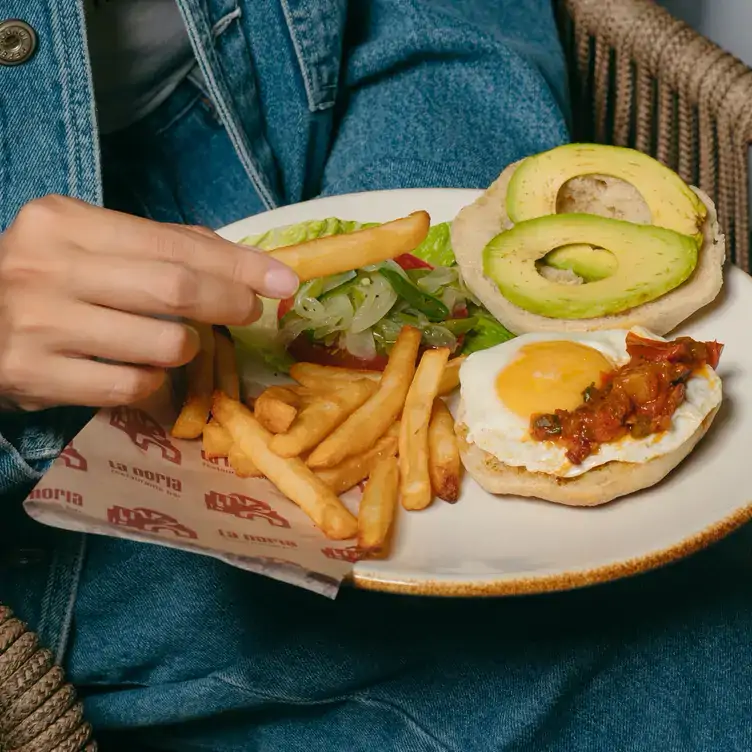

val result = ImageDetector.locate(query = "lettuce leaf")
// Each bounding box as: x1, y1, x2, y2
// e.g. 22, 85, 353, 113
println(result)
461, 305, 515, 355
410, 222, 455, 267
241, 218, 378, 250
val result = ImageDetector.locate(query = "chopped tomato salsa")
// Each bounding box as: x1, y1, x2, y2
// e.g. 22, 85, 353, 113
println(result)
530, 334, 724, 465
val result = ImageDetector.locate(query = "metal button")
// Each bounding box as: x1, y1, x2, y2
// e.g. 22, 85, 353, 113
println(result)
0, 20, 37, 66
1, 548, 46, 567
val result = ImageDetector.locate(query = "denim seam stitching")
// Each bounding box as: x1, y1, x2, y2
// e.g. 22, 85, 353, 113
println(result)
45, 0, 79, 196
54, 535, 87, 665
212, 675, 456, 751
75, 0, 104, 204
175, 1, 277, 211
278, 0, 322, 113
212, 8, 242, 38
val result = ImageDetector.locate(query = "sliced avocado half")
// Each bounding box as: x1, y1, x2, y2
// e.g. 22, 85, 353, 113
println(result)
483, 213, 698, 319
542, 244, 617, 282
506, 144, 706, 241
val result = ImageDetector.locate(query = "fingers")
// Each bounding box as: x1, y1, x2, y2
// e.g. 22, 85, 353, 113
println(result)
66, 249, 263, 325
2, 353, 165, 409
39, 199, 300, 299
50, 300, 201, 368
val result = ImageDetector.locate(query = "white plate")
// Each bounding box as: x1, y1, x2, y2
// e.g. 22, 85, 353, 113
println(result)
218, 188, 752, 597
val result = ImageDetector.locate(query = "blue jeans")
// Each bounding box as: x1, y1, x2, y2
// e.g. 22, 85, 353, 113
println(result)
64, 80, 752, 752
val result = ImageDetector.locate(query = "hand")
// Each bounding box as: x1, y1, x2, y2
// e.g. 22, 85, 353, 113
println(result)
0, 196, 299, 410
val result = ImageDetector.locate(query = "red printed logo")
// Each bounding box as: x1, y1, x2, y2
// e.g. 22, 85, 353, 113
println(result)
107, 506, 197, 539
59, 443, 88, 472
205, 491, 291, 528
109, 407, 182, 465
321, 545, 364, 563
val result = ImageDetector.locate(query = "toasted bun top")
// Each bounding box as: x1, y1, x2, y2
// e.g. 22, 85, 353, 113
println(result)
451, 160, 726, 336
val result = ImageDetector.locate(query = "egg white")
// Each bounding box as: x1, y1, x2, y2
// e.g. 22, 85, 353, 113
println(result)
459, 327, 722, 478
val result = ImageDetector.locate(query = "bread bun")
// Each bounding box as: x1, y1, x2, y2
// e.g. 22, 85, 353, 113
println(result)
452, 160, 726, 336
455, 405, 719, 506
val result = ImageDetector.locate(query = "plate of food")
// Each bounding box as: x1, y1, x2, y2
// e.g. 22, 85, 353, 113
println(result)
200, 143, 752, 596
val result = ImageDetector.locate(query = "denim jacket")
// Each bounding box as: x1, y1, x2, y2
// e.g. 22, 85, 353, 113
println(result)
0, 0, 568, 657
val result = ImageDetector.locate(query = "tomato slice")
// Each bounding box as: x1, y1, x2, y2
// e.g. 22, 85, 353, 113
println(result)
394, 253, 433, 271
288, 337, 389, 371
277, 296, 295, 320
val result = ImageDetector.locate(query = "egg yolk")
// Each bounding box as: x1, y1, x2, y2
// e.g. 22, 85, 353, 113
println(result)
495, 341, 613, 418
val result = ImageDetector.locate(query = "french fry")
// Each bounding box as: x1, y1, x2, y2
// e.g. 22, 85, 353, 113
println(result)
213, 328, 240, 400
428, 399, 462, 502
357, 454, 399, 554
314, 423, 400, 495
212, 392, 358, 540
400, 348, 450, 511
307, 327, 422, 469
228, 443, 263, 478
438, 355, 466, 396
270, 379, 377, 458
267, 212, 430, 282
253, 386, 300, 434
290, 354, 464, 395
290, 362, 381, 389
171, 322, 215, 439
202, 419, 233, 459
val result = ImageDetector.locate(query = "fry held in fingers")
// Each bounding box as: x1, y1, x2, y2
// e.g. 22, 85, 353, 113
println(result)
213, 328, 240, 400
212, 392, 358, 540
267, 212, 430, 282
307, 326, 422, 469
400, 347, 451, 511
253, 386, 300, 434
202, 419, 233, 458
358, 455, 400, 554
171, 322, 215, 439
315, 423, 400, 495
428, 399, 462, 502
270, 379, 377, 458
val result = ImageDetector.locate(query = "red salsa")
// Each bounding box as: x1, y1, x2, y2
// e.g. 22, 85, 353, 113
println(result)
530, 333, 723, 465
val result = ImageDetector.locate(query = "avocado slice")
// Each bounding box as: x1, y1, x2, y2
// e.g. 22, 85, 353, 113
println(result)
543, 244, 617, 282
483, 213, 698, 319
506, 144, 706, 241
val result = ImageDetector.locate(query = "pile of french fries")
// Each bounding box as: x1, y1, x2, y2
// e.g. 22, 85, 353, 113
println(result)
170, 325, 464, 554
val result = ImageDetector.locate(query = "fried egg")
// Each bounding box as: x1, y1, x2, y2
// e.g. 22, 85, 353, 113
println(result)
458, 327, 722, 478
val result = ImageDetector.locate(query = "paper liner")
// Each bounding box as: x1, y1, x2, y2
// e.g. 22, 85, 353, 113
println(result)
23, 382, 364, 599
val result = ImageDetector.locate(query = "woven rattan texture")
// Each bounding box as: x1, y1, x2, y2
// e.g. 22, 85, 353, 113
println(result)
0, 608, 95, 752
560, 0, 752, 271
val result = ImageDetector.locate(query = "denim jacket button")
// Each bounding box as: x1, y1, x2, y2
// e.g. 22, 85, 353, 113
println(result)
0, 19, 37, 66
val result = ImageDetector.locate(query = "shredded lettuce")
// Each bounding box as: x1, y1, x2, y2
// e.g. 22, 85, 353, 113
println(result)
411, 223, 455, 267
461, 306, 516, 355
242, 218, 378, 251
230, 216, 513, 370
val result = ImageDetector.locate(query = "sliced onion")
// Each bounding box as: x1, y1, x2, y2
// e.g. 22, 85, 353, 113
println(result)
343, 328, 377, 360
321, 270, 356, 295
293, 279, 326, 320
311, 295, 354, 338
416, 266, 456, 293
279, 314, 313, 345
349, 274, 398, 333
441, 287, 464, 312
422, 324, 458, 351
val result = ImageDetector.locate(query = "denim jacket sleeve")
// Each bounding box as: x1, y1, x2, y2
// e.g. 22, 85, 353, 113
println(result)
321, 0, 570, 196
0, 408, 94, 499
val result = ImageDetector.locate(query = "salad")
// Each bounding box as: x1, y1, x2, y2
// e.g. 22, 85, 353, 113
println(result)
230, 218, 515, 372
